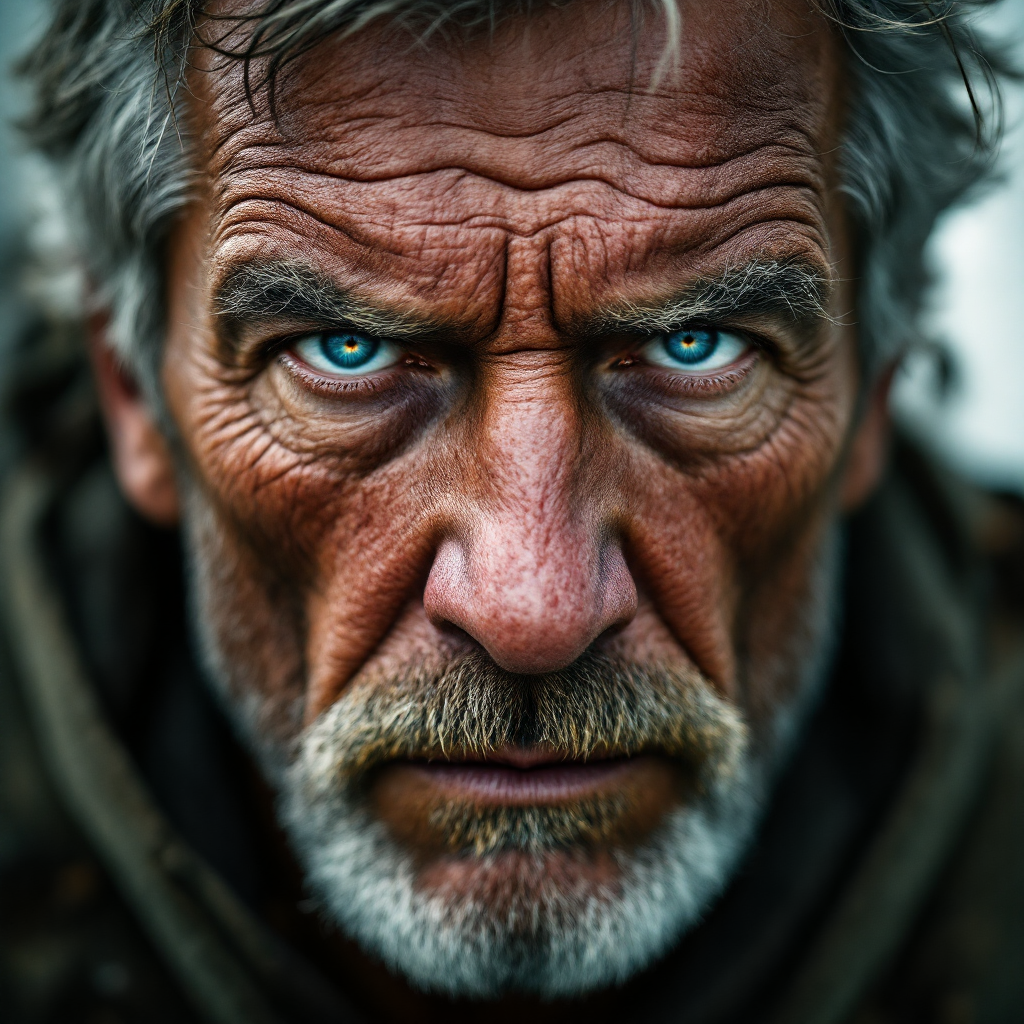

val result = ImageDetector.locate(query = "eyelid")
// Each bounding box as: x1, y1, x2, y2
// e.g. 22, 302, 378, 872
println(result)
639, 327, 750, 374
290, 330, 404, 378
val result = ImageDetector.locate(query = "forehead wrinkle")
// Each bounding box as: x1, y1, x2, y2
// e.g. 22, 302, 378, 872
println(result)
215, 171, 824, 250
213, 126, 824, 202
303, 102, 816, 161
234, 1, 835, 144
189, 0, 842, 212
197, 40, 829, 189
213, 197, 831, 317
210, 212, 512, 337
214, 196, 409, 260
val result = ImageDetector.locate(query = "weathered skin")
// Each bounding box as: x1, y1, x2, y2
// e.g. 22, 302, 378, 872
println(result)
92, 0, 890, 1018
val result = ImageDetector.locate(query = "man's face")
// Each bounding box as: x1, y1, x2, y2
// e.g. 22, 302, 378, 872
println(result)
143, 0, 868, 999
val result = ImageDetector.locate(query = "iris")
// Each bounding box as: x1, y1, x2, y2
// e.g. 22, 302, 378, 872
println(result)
663, 328, 718, 365
292, 329, 403, 377
639, 325, 748, 374
320, 332, 380, 370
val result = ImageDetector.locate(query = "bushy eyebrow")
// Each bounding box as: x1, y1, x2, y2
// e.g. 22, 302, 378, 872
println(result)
588, 260, 836, 337
212, 260, 437, 342
212, 257, 835, 349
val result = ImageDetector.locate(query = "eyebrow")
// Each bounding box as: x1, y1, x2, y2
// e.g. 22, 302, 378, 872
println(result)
213, 256, 836, 349
213, 260, 439, 342
588, 259, 836, 337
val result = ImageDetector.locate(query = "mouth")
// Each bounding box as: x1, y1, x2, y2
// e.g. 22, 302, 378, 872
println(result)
369, 746, 687, 856
398, 750, 644, 806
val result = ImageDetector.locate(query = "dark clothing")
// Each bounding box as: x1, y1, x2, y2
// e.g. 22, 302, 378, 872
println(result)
1, 434, 1024, 1024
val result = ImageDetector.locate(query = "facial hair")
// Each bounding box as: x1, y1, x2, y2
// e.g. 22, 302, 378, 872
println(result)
278, 653, 759, 998
181, 484, 843, 998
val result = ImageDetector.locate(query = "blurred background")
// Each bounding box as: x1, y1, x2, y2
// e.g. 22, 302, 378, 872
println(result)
893, 0, 1024, 496
0, 0, 1022, 493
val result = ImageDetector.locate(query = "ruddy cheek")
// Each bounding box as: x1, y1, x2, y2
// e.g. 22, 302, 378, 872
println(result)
691, 393, 852, 552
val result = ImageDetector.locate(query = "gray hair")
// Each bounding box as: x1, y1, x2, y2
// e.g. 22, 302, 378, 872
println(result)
17, 0, 1007, 406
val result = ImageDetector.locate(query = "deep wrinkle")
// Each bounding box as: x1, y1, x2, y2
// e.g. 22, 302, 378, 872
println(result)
100, 1, 888, 1017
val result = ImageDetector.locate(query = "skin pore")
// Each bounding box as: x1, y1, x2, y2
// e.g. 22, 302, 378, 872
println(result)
91, 0, 891, 1019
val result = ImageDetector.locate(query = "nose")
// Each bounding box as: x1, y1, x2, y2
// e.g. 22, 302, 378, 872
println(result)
422, 374, 637, 674
424, 529, 637, 674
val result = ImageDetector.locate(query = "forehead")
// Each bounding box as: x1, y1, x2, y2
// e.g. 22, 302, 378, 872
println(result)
190, 0, 843, 330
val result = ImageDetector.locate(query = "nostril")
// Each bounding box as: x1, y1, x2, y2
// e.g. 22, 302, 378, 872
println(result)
598, 544, 639, 628
595, 618, 630, 647
430, 618, 482, 653
478, 631, 597, 676
422, 537, 471, 630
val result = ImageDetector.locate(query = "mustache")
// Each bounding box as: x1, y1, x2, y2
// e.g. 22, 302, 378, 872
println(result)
294, 651, 748, 792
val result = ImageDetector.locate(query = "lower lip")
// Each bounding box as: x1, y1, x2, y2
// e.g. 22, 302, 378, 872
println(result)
398, 758, 642, 805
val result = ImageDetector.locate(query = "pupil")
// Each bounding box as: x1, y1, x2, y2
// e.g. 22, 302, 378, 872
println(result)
665, 328, 717, 365
322, 332, 379, 369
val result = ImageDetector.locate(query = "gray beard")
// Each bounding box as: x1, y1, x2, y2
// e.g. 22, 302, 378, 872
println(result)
283, 727, 762, 998
181, 485, 842, 999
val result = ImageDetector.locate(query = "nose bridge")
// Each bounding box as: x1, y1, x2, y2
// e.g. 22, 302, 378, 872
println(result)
485, 359, 581, 523
479, 382, 588, 595
424, 361, 637, 673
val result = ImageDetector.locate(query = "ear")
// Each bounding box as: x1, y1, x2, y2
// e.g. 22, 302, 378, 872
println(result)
839, 364, 895, 513
89, 318, 180, 527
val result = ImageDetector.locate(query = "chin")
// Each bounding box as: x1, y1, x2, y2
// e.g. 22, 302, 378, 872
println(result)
280, 750, 763, 999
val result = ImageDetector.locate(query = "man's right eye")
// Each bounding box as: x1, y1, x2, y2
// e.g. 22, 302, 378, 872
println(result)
639, 327, 750, 374
291, 331, 404, 377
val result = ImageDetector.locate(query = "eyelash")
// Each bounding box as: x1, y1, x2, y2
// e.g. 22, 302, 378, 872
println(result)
625, 359, 758, 397
279, 350, 427, 394
661, 362, 756, 392
277, 329, 764, 398
613, 332, 762, 387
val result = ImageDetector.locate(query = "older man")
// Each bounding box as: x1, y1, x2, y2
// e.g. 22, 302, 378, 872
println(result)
1, 0, 1022, 1021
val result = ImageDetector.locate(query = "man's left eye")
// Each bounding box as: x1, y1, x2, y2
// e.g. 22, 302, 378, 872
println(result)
291, 331, 404, 376
639, 328, 749, 373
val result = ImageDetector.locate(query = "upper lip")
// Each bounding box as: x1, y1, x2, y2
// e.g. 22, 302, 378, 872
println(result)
421, 745, 621, 769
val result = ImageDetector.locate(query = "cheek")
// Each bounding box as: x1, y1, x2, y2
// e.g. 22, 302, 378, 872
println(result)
180, 420, 450, 730
169, 358, 462, 715
182, 481, 308, 742
696, 402, 847, 547
168, 341, 438, 580
620, 345, 857, 699
623, 488, 740, 696
686, 338, 858, 551
739, 510, 841, 726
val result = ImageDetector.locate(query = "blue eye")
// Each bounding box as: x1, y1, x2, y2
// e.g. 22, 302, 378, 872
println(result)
666, 329, 716, 364
640, 327, 749, 373
322, 332, 379, 369
291, 331, 403, 377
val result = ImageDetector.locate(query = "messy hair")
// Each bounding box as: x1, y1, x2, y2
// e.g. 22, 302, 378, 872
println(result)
18, 0, 1005, 405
